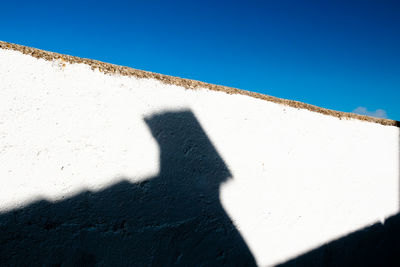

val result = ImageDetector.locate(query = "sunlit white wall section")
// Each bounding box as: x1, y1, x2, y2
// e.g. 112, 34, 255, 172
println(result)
0, 47, 398, 266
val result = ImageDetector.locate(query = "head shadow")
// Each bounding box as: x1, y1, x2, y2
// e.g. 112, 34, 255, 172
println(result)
144, 110, 232, 197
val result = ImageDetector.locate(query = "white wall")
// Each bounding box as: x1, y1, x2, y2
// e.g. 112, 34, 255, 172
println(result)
0, 47, 399, 266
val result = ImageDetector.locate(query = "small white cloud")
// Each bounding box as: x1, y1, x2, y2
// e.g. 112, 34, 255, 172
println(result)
352, 107, 387, 119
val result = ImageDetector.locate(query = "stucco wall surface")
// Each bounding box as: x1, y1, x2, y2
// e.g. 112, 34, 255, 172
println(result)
0, 47, 399, 266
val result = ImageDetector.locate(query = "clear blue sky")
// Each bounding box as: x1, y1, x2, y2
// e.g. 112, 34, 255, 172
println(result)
1, 0, 399, 120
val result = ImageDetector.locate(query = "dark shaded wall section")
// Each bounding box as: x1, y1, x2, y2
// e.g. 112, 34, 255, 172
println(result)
0, 110, 256, 266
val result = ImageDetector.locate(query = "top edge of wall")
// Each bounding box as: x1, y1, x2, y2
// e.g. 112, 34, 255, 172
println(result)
1, 40, 398, 127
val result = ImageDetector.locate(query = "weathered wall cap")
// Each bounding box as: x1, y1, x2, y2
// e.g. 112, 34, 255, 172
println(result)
1, 40, 398, 127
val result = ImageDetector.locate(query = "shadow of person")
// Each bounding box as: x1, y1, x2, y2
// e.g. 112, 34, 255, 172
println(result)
0, 110, 256, 266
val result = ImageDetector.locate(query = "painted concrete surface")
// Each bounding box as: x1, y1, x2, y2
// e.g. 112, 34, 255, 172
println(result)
0, 48, 399, 266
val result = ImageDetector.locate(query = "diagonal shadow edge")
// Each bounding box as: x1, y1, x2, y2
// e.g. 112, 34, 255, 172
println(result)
277, 126, 400, 267
276, 212, 400, 267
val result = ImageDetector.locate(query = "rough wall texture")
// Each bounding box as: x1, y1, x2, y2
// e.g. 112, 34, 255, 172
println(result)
0, 43, 399, 266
